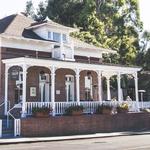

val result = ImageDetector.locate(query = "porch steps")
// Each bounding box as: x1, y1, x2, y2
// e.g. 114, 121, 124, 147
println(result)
2, 119, 14, 138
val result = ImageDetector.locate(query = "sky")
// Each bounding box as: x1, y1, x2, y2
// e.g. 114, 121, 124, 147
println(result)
0, 0, 149, 31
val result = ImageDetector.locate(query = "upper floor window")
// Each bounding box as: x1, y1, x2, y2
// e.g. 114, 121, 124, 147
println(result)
48, 31, 67, 43
53, 32, 61, 42
63, 34, 67, 43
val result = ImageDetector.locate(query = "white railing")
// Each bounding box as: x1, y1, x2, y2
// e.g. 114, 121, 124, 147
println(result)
14, 119, 21, 137
80, 101, 101, 114
139, 102, 150, 109
26, 102, 53, 115
0, 120, 2, 138
55, 102, 78, 114
25, 101, 150, 115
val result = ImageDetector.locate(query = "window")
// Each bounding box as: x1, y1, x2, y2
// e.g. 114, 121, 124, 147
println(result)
85, 76, 93, 100
53, 32, 61, 42
48, 32, 51, 39
63, 34, 67, 43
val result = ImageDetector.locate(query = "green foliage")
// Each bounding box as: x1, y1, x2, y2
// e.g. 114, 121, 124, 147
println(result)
65, 105, 84, 115
32, 106, 52, 114
96, 104, 113, 114
117, 102, 129, 113
25, 0, 143, 66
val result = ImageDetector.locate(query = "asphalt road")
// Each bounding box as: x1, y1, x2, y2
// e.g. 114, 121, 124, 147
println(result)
1, 134, 150, 150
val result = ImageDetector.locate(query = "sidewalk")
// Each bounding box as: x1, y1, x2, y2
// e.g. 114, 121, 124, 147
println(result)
0, 131, 150, 145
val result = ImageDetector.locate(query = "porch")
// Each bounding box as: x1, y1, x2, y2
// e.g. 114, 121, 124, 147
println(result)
2, 57, 141, 117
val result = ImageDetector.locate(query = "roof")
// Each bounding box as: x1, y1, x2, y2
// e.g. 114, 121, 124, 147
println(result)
0, 14, 116, 54
0, 14, 16, 33
26, 17, 79, 33
0, 14, 56, 42
71, 37, 116, 53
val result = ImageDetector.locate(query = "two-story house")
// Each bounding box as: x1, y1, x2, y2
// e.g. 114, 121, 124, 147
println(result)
0, 12, 143, 125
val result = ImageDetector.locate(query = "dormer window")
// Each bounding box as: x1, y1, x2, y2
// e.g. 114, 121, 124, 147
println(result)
53, 32, 61, 42
63, 34, 67, 43
48, 31, 67, 43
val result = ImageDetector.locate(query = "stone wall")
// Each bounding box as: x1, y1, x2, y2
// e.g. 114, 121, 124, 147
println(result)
21, 113, 150, 137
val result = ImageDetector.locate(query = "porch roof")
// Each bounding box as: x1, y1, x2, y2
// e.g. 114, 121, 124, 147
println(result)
2, 57, 141, 75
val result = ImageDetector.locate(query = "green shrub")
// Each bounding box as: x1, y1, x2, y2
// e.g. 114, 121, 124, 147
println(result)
96, 104, 113, 114
32, 106, 52, 114
65, 105, 84, 115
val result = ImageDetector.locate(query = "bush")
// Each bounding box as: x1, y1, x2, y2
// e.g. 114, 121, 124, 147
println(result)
117, 103, 129, 113
65, 105, 84, 115
32, 106, 52, 114
96, 104, 113, 114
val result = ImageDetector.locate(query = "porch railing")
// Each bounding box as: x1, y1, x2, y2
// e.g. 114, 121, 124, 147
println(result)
14, 119, 21, 137
25, 101, 150, 115
55, 102, 78, 115
26, 102, 53, 115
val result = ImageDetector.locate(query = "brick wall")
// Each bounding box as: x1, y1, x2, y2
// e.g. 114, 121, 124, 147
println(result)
21, 113, 150, 137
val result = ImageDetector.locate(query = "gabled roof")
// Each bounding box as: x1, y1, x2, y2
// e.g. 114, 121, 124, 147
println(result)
26, 17, 79, 33
0, 14, 16, 33
0, 14, 56, 42
0, 14, 116, 54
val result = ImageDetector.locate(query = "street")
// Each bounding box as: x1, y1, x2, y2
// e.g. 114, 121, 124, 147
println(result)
1, 134, 150, 150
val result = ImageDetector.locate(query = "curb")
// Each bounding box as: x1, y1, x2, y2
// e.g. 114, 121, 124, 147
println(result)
0, 131, 150, 145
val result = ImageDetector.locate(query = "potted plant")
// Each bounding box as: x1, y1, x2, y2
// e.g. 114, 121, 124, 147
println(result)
32, 106, 53, 117
96, 104, 113, 115
65, 105, 84, 116
117, 103, 129, 113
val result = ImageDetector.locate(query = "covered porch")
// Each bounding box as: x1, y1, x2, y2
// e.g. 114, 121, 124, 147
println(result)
2, 57, 141, 117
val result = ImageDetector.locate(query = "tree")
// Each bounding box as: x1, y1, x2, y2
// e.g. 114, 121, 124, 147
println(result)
25, 0, 35, 18
25, 0, 142, 66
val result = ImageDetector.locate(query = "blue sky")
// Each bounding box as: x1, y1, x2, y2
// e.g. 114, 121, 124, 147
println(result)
0, 0, 149, 31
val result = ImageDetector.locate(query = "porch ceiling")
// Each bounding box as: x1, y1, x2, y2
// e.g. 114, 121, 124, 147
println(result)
2, 57, 141, 75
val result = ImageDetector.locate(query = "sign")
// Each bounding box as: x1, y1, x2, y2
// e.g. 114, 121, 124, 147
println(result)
30, 87, 36, 97
56, 90, 60, 95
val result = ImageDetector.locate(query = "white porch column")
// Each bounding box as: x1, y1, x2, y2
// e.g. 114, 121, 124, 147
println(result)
51, 66, 56, 116
75, 68, 80, 105
106, 76, 111, 100
117, 72, 122, 102
21, 64, 27, 118
134, 72, 139, 111
4, 65, 9, 115
98, 71, 102, 102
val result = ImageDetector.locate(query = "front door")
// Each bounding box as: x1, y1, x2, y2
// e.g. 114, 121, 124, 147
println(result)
65, 75, 74, 102
39, 73, 50, 102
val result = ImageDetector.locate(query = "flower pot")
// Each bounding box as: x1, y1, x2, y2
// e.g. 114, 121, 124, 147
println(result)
102, 109, 112, 115
71, 110, 83, 116
33, 112, 49, 118
118, 109, 128, 113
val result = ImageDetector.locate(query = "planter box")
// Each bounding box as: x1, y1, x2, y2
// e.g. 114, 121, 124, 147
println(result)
102, 109, 112, 115
33, 112, 50, 118
71, 110, 83, 116
117, 109, 128, 113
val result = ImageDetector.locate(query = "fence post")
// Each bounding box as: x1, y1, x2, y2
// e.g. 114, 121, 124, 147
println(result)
0, 120, 2, 138
14, 119, 21, 137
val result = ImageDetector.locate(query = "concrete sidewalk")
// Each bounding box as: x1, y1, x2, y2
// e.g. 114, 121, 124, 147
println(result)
0, 131, 150, 145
